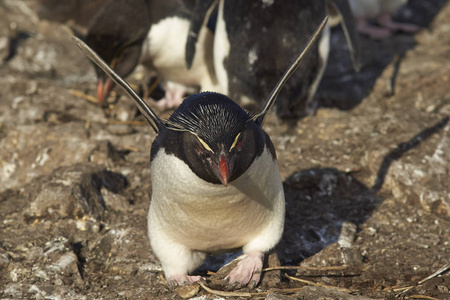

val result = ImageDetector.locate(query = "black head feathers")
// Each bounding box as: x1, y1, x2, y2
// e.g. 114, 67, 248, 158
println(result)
166, 92, 252, 146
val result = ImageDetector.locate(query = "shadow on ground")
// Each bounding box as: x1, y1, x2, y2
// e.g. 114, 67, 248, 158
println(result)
277, 116, 449, 264
317, 0, 448, 111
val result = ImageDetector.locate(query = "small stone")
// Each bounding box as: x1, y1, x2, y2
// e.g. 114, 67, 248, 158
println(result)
101, 188, 130, 211
437, 285, 449, 293
175, 284, 201, 299
260, 252, 282, 289
47, 252, 83, 285
24, 163, 127, 221
0, 253, 10, 269
337, 221, 357, 248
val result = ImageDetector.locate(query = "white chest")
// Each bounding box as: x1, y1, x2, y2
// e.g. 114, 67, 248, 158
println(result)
148, 147, 284, 252
141, 17, 217, 89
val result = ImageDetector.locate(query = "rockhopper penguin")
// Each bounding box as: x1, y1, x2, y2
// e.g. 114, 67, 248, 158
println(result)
85, 0, 218, 108
185, 0, 361, 118
73, 17, 328, 288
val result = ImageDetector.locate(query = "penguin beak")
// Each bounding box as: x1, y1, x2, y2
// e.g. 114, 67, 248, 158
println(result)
97, 78, 114, 106
212, 148, 235, 187
218, 154, 230, 186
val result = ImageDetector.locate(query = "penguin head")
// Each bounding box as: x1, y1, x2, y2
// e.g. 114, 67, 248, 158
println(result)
163, 92, 267, 186
85, 33, 144, 105
85, 0, 151, 105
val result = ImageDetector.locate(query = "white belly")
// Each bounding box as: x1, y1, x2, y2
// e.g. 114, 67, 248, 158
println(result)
141, 17, 219, 91
349, 0, 381, 18
148, 147, 285, 252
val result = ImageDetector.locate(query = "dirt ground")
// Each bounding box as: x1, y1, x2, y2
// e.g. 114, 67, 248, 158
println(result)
0, 0, 449, 299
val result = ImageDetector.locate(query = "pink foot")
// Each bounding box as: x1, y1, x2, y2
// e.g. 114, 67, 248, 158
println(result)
225, 251, 264, 289
150, 84, 186, 110
356, 18, 392, 39
377, 13, 420, 33
168, 274, 202, 287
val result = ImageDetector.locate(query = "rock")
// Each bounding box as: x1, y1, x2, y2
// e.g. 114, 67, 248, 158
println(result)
47, 252, 82, 285
299, 243, 363, 272
101, 188, 130, 212
336, 222, 357, 249
89, 140, 126, 167
0, 35, 10, 63
0, 123, 96, 193
260, 252, 282, 289
0, 253, 10, 269
24, 163, 127, 221
175, 284, 201, 299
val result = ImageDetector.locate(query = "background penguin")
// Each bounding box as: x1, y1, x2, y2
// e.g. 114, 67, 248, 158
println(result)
348, 0, 420, 39
73, 17, 327, 288
85, 0, 218, 108
326, 0, 362, 72
186, 0, 360, 118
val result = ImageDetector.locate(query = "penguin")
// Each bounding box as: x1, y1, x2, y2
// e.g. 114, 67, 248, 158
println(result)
85, 0, 218, 108
348, 0, 420, 39
326, 0, 362, 72
73, 16, 328, 288
185, 0, 360, 118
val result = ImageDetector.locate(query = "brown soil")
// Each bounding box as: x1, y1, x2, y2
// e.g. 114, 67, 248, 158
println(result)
1, 0, 449, 299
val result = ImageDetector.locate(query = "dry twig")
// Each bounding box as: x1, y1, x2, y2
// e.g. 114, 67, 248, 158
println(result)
263, 265, 349, 272
123, 145, 139, 152
285, 273, 351, 293
197, 280, 265, 297
70, 89, 98, 104
395, 263, 449, 297
197, 281, 309, 298
405, 296, 441, 300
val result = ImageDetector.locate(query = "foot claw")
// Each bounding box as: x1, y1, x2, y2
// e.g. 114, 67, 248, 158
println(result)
225, 281, 239, 291
224, 251, 264, 289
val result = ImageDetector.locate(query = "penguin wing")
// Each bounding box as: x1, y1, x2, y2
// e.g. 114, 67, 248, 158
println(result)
72, 36, 163, 133
185, 0, 218, 69
327, 0, 362, 72
254, 16, 329, 126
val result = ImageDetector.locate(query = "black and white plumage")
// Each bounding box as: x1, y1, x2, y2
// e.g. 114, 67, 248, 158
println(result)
85, 0, 218, 107
149, 92, 283, 286
72, 16, 327, 288
186, 0, 360, 118
327, 0, 362, 72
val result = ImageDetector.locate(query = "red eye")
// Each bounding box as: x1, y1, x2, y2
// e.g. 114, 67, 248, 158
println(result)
237, 141, 242, 148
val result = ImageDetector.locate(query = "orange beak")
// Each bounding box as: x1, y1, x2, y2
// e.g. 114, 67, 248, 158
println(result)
219, 155, 229, 187
96, 78, 114, 106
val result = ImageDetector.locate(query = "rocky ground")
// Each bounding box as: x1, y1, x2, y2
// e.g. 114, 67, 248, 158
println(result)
0, 0, 449, 299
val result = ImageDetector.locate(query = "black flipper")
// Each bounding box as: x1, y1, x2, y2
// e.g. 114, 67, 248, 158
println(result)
327, 0, 362, 72
254, 16, 329, 126
72, 36, 163, 133
185, 0, 218, 69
